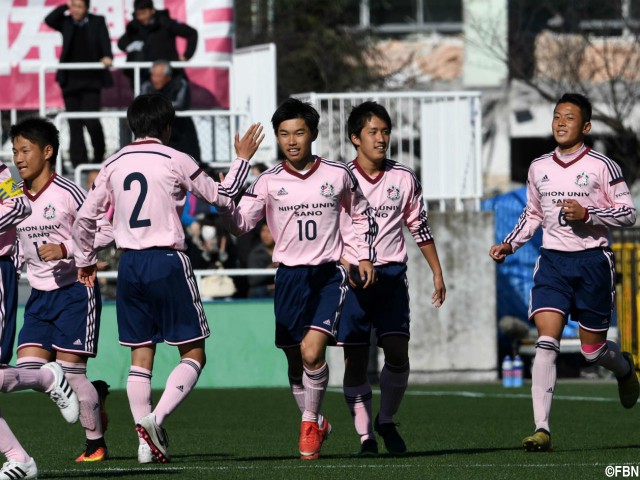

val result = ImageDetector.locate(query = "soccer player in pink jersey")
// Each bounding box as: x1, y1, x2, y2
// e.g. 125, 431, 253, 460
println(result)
490, 93, 638, 452
0, 154, 80, 479
336, 102, 446, 456
10, 117, 113, 463
220, 98, 378, 460
72, 94, 263, 464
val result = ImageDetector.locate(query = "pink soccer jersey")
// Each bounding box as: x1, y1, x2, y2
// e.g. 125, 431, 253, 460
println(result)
15, 173, 113, 291
73, 138, 250, 267
504, 146, 636, 252
222, 157, 377, 266
0, 165, 31, 258
340, 159, 433, 266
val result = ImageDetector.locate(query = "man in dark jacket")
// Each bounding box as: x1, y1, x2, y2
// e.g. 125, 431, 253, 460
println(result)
45, 0, 113, 168
117, 0, 198, 85
141, 60, 201, 162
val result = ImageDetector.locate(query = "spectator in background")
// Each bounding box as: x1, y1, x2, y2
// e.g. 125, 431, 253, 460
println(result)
247, 221, 277, 298
118, 0, 198, 86
141, 60, 201, 162
45, 0, 113, 168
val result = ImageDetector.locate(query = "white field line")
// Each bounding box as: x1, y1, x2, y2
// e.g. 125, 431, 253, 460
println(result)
42, 461, 633, 475
327, 387, 617, 403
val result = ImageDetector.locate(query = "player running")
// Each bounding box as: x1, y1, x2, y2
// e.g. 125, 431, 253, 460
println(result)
490, 93, 638, 452
10, 117, 112, 463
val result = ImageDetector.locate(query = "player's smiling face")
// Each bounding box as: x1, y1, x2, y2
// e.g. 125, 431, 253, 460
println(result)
552, 102, 591, 152
276, 118, 316, 167
12, 135, 53, 183
352, 115, 390, 164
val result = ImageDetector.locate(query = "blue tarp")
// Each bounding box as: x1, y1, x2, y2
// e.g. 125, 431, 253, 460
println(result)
482, 187, 578, 338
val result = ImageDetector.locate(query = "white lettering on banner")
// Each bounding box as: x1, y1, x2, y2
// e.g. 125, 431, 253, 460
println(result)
0, 0, 233, 109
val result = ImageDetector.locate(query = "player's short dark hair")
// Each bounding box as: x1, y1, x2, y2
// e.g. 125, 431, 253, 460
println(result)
127, 94, 175, 139
271, 98, 320, 135
347, 101, 393, 149
78, 0, 90, 8
134, 0, 154, 10
10, 117, 59, 163
556, 93, 592, 123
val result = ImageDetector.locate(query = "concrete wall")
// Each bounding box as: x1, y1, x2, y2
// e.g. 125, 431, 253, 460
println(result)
327, 211, 497, 384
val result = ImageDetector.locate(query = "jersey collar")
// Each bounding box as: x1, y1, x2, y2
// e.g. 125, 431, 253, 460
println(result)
281, 156, 321, 179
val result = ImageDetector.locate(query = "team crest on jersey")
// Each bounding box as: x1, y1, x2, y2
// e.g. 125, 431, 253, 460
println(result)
575, 172, 589, 187
386, 185, 401, 201
42, 203, 56, 220
320, 182, 334, 198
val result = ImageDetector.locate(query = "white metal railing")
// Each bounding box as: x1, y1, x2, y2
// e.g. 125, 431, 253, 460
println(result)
38, 60, 235, 116
0, 110, 19, 162
293, 91, 483, 211
95, 268, 277, 281
18, 268, 278, 300
52, 109, 248, 177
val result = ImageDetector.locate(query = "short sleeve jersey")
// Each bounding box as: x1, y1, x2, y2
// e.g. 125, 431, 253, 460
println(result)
223, 157, 377, 266
340, 159, 433, 266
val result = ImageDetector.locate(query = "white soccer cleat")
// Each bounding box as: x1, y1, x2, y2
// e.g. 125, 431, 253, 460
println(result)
0, 457, 38, 480
138, 442, 153, 464
136, 413, 170, 463
42, 361, 79, 424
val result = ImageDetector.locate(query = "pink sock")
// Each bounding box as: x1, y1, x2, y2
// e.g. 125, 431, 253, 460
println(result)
0, 412, 29, 463
16, 357, 46, 370
302, 363, 329, 423
58, 361, 103, 440
290, 374, 325, 426
154, 359, 201, 425
344, 383, 374, 442
127, 366, 152, 444
378, 362, 409, 424
0, 366, 52, 393
532, 336, 559, 433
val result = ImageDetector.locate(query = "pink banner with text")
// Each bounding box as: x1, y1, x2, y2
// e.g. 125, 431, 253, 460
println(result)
1, 0, 233, 110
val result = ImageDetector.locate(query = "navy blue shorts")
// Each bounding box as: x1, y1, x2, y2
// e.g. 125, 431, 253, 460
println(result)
0, 257, 18, 364
117, 249, 210, 347
18, 282, 102, 356
336, 263, 410, 346
529, 247, 616, 332
273, 263, 348, 348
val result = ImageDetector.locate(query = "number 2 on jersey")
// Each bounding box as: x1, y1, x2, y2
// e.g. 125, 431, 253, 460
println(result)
124, 172, 151, 228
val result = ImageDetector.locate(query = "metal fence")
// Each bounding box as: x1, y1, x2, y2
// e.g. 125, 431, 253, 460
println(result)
33, 61, 245, 170
293, 91, 483, 211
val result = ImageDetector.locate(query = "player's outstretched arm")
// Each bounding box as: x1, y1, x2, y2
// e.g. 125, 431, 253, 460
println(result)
234, 123, 264, 161
489, 242, 513, 264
